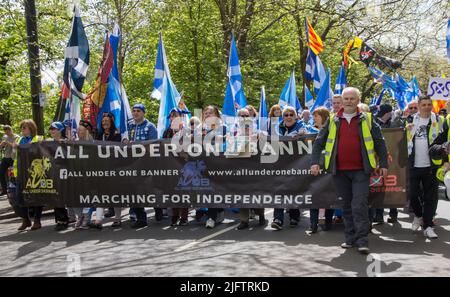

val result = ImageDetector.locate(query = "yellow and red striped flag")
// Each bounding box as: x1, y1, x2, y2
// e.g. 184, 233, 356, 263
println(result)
305, 18, 324, 55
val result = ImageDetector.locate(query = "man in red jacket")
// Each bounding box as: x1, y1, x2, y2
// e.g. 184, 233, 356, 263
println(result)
310, 87, 388, 255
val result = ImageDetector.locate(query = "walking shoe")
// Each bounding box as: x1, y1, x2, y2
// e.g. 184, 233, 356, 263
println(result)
289, 219, 299, 228
373, 216, 384, 225
411, 216, 423, 231
111, 221, 122, 228
131, 221, 147, 229
54, 223, 68, 231
104, 208, 115, 218
30, 221, 41, 231
178, 219, 188, 226
171, 217, 179, 226
424, 227, 438, 239
205, 218, 215, 229
18, 219, 31, 231
308, 224, 318, 234
387, 216, 398, 223
271, 219, 283, 230
340, 242, 353, 249
358, 246, 370, 255
237, 222, 249, 230
75, 218, 83, 229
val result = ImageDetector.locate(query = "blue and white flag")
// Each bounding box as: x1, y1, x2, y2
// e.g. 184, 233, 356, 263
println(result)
334, 63, 346, 95
151, 33, 181, 138
370, 89, 386, 107
63, 5, 89, 100
258, 86, 268, 132
311, 68, 333, 112
447, 19, 450, 62
313, 54, 326, 95
279, 70, 301, 113
226, 34, 247, 109
304, 84, 314, 111
98, 25, 124, 133
305, 48, 316, 81
410, 76, 421, 101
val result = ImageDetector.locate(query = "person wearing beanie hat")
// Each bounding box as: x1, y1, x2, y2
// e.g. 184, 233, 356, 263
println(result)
123, 103, 158, 229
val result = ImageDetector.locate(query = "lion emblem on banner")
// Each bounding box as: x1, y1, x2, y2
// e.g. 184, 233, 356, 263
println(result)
26, 157, 52, 189
177, 161, 207, 187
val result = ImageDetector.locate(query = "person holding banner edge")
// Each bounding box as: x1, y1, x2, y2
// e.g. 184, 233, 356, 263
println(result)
311, 87, 388, 255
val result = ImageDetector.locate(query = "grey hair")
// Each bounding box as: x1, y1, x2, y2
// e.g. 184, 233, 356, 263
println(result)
282, 106, 298, 117
342, 87, 361, 100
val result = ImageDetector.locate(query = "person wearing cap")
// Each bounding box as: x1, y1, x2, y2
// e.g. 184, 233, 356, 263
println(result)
0, 125, 18, 196
48, 121, 71, 231
123, 103, 158, 229
375, 104, 393, 129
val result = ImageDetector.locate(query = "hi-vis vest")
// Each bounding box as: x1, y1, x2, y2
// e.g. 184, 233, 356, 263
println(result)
13, 135, 40, 177
324, 112, 376, 170
406, 113, 442, 166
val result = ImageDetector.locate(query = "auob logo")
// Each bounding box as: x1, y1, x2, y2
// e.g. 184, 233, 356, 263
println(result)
24, 157, 56, 194
370, 174, 403, 193
176, 160, 211, 190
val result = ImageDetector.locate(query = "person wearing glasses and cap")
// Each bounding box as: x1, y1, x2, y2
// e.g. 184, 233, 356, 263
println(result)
123, 103, 158, 229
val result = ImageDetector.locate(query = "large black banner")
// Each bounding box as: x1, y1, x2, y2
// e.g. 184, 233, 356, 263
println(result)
18, 128, 407, 209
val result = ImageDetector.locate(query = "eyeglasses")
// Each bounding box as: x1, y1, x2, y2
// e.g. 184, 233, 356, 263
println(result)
408, 107, 418, 110
284, 113, 295, 118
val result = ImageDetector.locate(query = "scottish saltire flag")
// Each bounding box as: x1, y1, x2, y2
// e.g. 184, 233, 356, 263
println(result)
334, 63, 346, 95
225, 34, 247, 109
63, 94, 80, 139
313, 55, 326, 95
396, 73, 414, 106
258, 86, 268, 131
305, 48, 316, 81
151, 33, 181, 137
63, 5, 89, 100
98, 26, 123, 133
447, 19, 450, 62
369, 94, 377, 107
279, 70, 301, 112
411, 76, 421, 101
311, 68, 333, 112
304, 84, 314, 111
373, 89, 386, 106
222, 80, 237, 126
305, 18, 324, 55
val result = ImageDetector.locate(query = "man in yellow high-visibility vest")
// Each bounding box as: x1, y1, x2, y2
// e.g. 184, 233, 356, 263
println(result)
310, 87, 388, 255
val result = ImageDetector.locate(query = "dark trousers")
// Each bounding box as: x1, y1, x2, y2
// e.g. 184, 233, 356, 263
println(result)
130, 207, 147, 224
333, 170, 370, 248
20, 206, 43, 221
54, 208, 68, 223
0, 157, 13, 193
409, 167, 439, 229
389, 208, 398, 218
310, 209, 334, 227
172, 208, 189, 221
273, 208, 300, 224
207, 208, 224, 221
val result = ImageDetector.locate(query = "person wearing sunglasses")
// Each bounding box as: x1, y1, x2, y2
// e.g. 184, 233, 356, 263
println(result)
278, 107, 307, 137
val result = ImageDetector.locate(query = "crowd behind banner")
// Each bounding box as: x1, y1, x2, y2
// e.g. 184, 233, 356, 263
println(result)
1, 87, 450, 255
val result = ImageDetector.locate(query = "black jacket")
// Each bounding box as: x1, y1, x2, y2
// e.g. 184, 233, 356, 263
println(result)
311, 112, 388, 175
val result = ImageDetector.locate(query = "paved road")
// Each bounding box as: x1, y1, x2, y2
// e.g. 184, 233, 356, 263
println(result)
0, 198, 450, 277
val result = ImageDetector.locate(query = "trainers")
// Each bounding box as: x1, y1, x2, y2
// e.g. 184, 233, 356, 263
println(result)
171, 217, 179, 226
179, 219, 188, 226
373, 216, 384, 225
358, 246, 370, 254
75, 218, 83, 229
412, 216, 423, 231
424, 227, 438, 239
387, 217, 398, 223
341, 242, 353, 249
289, 219, 299, 228
131, 221, 147, 229
237, 222, 249, 230
206, 218, 215, 229
111, 221, 122, 228
271, 220, 283, 230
